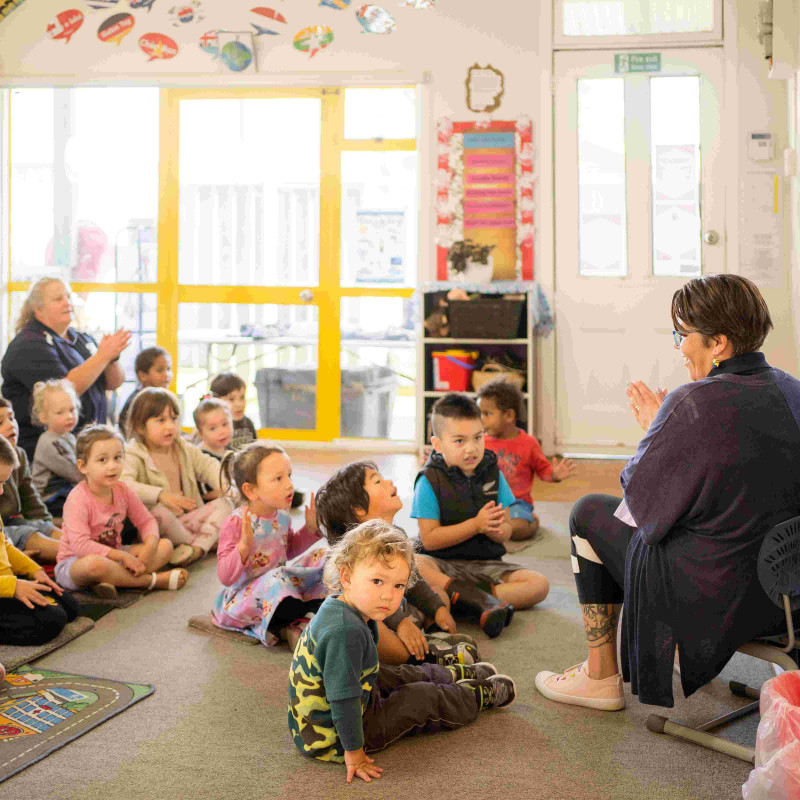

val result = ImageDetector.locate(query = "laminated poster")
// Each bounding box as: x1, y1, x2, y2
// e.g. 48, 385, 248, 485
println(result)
139, 31, 178, 61
251, 7, 286, 36
293, 25, 333, 58
436, 118, 534, 281
47, 9, 84, 43
97, 12, 135, 45
217, 31, 256, 73
356, 5, 396, 33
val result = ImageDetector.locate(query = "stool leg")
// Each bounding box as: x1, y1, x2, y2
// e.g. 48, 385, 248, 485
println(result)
647, 714, 756, 763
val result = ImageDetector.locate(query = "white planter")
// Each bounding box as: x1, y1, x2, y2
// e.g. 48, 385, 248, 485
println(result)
449, 254, 494, 284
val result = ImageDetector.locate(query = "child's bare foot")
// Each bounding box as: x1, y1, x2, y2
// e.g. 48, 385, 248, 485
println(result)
170, 544, 205, 567
149, 568, 189, 591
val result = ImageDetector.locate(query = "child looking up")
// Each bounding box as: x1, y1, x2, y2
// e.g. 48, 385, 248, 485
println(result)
212, 442, 325, 648
411, 393, 550, 637
193, 397, 234, 501
56, 424, 187, 596
121, 388, 232, 565
477, 379, 575, 540
288, 519, 515, 783
209, 372, 257, 452
117, 347, 172, 436
0, 433, 80, 646
316, 460, 478, 666
0, 398, 62, 564
31, 379, 84, 517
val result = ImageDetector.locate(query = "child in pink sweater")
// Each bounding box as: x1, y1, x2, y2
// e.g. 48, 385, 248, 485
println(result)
56, 425, 188, 597
477, 379, 575, 540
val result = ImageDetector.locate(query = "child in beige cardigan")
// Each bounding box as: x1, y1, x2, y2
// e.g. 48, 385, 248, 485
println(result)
121, 388, 232, 566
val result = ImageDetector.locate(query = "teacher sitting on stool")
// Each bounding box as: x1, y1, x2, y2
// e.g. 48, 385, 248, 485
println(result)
1, 277, 130, 459
535, 274, 800, 710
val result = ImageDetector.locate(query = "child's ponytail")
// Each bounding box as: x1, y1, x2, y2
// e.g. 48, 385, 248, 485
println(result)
220, 450, 237, 501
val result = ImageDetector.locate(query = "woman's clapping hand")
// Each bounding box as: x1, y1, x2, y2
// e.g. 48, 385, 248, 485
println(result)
627, 381, 667, 431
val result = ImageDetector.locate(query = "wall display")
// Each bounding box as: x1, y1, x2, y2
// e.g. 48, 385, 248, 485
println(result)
138, 31, 179, 60
738, 171, 783, 288
251, 7, 286, 36
435, 117, 534, 281
97, 12, 135, 45
351, 210, 406, 284
356, 5, 396, 33
169, 2, 204, 26
129, 0, 157, 11
46, 9, 84, 43
199, 28, 219, 57
320, 0, 350, 8
465, 63, 504, 113
217, 31, 256, 73
400, 0, 435, 7
85, 1, 120, 10
293, 25, 333, 57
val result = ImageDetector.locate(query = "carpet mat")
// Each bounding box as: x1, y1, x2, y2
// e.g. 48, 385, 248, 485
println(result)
188, 614, 259, 645
73, 590, 144, 622
0, 618, 95, 672
0, 666, 153, 783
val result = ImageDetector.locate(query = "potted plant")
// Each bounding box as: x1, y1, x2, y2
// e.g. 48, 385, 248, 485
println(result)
447, 239, 495, 283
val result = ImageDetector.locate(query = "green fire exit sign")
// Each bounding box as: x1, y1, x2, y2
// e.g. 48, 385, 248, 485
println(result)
614, 53, 661, 73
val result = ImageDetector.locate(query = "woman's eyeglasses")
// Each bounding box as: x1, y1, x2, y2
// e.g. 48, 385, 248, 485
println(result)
672, 329, 689, 348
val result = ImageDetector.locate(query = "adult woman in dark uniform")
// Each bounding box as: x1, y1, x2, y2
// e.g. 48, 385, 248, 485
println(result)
1, 278, 130, 459
535, 275, 799, 710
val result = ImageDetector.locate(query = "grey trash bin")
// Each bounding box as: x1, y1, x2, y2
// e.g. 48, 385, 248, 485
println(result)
255, 366, 398, 437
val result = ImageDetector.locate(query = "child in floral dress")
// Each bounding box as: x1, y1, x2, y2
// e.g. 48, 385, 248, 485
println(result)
212, 442, 326, 647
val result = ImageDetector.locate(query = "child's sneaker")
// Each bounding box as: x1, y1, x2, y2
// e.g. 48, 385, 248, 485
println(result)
446, 661, 497, 682
425, 640, 478, 666
458, 674, 516, 710
425, 631, 480, 656
535, 661, 625, 711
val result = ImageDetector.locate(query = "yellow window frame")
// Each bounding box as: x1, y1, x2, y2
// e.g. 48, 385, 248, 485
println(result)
7, 85, 417, 442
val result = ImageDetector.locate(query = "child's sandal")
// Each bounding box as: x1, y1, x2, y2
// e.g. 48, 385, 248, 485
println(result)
169, 544, 195, 567
147, 569, 188, 591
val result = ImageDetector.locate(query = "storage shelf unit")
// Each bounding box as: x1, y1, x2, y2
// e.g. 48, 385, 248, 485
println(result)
417, 287, 536, 451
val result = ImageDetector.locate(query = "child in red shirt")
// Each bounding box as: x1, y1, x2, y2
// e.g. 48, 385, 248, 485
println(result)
477, 379, 574, 540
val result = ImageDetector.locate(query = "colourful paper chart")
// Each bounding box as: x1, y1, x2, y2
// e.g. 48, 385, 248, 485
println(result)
435, 119, 534, 281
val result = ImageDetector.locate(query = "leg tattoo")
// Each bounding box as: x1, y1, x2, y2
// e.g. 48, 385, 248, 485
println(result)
581, 603, 618, 648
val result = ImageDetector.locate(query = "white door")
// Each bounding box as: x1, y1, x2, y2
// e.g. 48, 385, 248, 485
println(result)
553, 48, 725, 453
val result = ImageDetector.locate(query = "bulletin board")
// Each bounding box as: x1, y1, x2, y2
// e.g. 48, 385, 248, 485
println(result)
435, 117, 534, 281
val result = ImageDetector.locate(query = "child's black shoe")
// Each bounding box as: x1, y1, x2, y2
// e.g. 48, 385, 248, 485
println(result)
446, 661, 497, 682
458, 675, 516, 710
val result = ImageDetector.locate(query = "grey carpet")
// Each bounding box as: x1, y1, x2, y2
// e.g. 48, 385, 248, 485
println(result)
2, 502, 770, 799
188, 614, 258, 645
72, 589, 144, 609
0, 617, 95, 671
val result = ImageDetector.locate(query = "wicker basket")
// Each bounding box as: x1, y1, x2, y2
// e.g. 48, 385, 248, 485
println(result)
471, 363, 526, 392
448, 298, 525, 339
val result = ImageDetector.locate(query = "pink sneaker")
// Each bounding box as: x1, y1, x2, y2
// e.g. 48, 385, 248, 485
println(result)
0, 662, 5, 684
535, 661, 625, 711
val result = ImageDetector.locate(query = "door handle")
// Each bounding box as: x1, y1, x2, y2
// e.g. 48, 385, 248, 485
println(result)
702, 230, 720, 245
300, 289, 314, 302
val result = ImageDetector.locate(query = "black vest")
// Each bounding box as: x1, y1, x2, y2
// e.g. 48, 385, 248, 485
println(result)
415, 449, 507, 561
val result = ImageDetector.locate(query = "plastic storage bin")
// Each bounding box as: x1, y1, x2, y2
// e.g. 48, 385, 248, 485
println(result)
255, 366, 398, 437
431, 350, 478, 392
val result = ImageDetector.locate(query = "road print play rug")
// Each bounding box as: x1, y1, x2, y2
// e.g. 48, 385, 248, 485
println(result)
0, 665, 153, 783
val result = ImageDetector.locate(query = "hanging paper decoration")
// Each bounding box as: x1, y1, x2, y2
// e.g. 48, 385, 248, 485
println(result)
169, 2, 204, 26
85, 0, 120, 10
435, 118, 535, 282
355, 5, 396, 34
293, 25, 333, 58
130, 0, 157, 11
199, 28, 219, 57
319, 0, 350, 8
98, 12, 135, 45
399, 0, 434, 7
139, 31, 179, 61
250, 7, 286, 35
217, 32, 256, 73
46, 9, 84, 43
466, 64, 505, 113
0, 0, 27, 23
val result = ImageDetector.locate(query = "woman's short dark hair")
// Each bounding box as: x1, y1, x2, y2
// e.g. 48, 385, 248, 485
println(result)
315, 460, 378, 545
671, 275, 773, 356
476, 379, 523, 422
